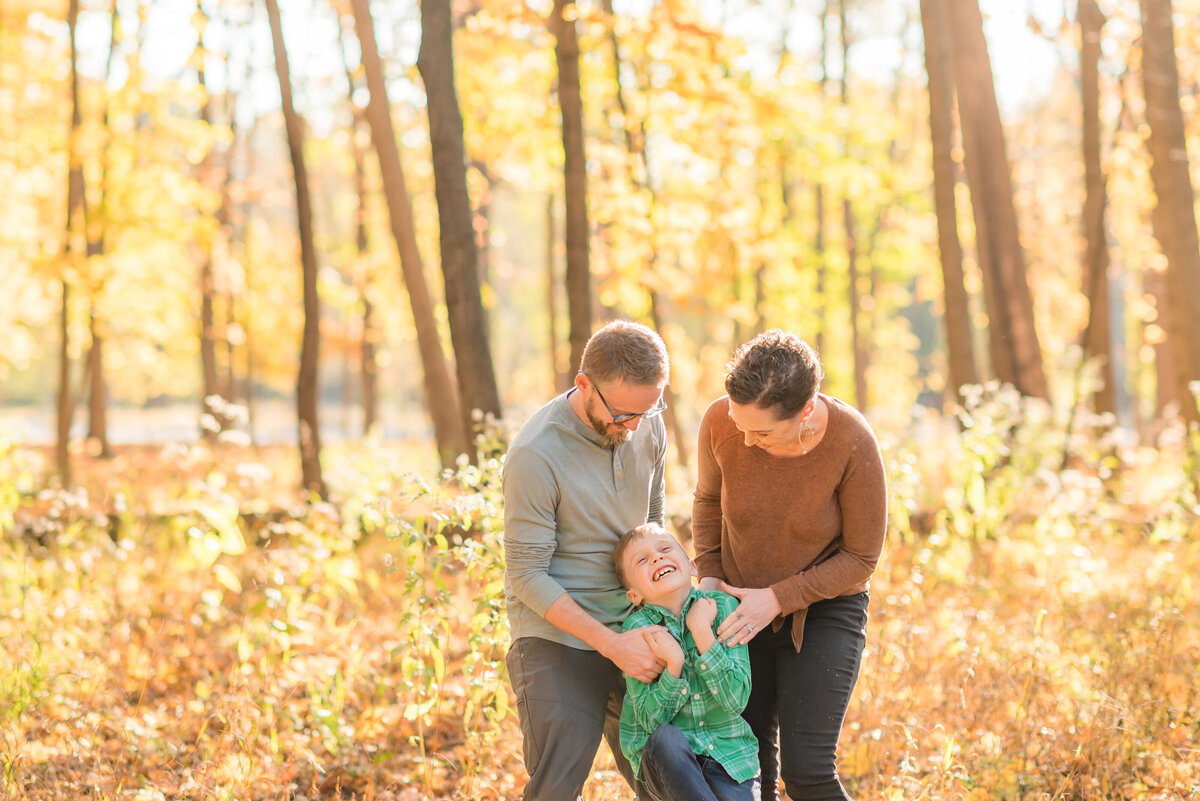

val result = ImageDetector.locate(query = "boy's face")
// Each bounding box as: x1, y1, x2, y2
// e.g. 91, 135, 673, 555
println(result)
621, 530, 696, 609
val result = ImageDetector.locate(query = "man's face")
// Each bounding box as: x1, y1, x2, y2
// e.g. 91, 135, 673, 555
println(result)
621, 530, 695, 609
581, 377, 666, 448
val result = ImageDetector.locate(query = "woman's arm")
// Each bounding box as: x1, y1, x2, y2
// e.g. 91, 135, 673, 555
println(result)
770, 424, 887, 615
692, 399, 727, 582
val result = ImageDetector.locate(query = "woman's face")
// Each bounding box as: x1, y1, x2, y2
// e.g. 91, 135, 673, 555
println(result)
727, 399, 810, 454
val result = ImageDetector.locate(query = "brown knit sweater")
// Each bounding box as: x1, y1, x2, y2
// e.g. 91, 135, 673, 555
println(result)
692, 394, 887, 651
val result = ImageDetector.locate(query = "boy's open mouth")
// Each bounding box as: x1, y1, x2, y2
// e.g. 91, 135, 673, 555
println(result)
652, 565, 676, 582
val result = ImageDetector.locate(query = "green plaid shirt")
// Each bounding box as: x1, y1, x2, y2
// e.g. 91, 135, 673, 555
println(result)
619, 588, 760, 783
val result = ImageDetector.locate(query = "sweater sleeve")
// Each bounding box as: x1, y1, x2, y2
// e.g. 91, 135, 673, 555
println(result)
691, 593, 752, 713
691, 400, 726, 582
770, 423, 887, 614
502, 446, 568, 616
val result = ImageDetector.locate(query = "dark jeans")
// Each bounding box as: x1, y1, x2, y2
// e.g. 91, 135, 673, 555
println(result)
641, 724, 761, 801
506, 637, 641, 801
743, 592, 868, 801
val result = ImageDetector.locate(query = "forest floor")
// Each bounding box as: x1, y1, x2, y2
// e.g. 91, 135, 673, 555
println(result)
1, 438, 1198, 800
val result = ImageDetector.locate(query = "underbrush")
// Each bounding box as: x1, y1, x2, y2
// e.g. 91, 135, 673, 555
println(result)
0, 391, 1197, 800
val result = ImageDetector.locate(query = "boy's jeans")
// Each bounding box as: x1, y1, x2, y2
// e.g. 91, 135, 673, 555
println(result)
640, 724, 760, 801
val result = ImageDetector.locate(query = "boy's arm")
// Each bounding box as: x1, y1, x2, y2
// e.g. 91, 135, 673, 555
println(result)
622, 623, 689, 731
690, 593, 753, 713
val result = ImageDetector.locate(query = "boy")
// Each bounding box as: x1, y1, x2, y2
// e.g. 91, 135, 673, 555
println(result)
613, 523, 761, 801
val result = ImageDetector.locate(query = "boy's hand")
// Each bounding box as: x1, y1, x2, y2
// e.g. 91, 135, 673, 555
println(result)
686, 597, 717, 632
686, 597, 718, 654
604, 626, 668, 683
642, 628, 684, 678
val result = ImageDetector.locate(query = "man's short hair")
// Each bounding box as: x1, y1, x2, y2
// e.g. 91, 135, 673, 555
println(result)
580, 321, 669, 387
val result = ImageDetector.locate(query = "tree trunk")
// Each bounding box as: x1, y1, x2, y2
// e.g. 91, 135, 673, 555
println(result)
58, 0, 87, 488
920, 0, 978, 405
1079, 0, 1115, 416
551, 0, 592, 375
1139, 0, 1200, 423
264, 0, 326, 500
340, 28, 378, 436
813, 0, 832, 359
546, 192, 563, 390
86, 0, 118, 458
417, 0, 503, 453
86, 308, 108, 455
602, 0, 689, 470
56, 281, 73, 488
350, 0, 469, 466
946, 0, 1048, 399
197, 0, 229, 442
838, 0, 868, 412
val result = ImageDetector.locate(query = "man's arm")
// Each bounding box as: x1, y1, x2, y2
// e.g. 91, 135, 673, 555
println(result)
544, 594, 665, 683
504, 447, 665, 682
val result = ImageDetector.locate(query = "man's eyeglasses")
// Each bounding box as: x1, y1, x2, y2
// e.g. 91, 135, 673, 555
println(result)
583, 373, 668, 424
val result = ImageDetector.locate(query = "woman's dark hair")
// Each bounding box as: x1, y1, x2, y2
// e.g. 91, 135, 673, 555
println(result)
724, 329, 824, 419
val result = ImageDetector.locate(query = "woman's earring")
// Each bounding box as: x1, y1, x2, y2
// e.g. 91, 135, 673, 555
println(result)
799, 421, 816, 453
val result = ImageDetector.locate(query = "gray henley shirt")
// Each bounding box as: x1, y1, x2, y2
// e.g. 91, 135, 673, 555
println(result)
503, 389, 667, 650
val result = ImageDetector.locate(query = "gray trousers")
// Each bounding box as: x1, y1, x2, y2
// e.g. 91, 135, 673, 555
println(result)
507, 636, 642, 801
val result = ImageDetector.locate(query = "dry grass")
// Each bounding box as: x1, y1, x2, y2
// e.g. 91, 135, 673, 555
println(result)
1, 431, 1198, 800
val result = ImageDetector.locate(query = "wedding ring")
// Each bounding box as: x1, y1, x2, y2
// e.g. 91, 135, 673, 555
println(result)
745, 624, 753, 632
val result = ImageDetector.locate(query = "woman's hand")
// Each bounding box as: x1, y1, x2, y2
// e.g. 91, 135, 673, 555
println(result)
716, 583, 782, 647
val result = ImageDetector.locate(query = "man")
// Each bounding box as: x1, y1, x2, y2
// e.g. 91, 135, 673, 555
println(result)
504, 320, 671, 800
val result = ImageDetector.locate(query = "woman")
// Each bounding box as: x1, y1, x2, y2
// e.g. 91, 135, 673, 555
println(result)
693, 329, 887, 801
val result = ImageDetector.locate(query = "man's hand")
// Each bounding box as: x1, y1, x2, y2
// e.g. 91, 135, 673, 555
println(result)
642, 628, 684, 679
602, 626, 668, 683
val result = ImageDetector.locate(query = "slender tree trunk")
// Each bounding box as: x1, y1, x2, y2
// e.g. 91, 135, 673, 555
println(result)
197, 0, 224, 442
86, 0, 118, 458
264, 0, 326, 499
838, 0, 868, 411
57, 281, 73, 488
417, 0, 502, 453
350, 0, 469, 466
219, 74, 239, 408
813, 0, 832, 358
340, 27, 378, 436
361, 295, 377, 435
946, 0, 1048, 399
1079, 0, 1115, 415
602, 0, 689, 469
546, 192, 567, 390
58, 0, 87, 488
86, 308, 108, 454
1139, 0, 1200, 422
920, 0, 978, 405
551, 0, 592, 375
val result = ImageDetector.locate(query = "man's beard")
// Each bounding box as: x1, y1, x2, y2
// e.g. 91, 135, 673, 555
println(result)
586, 400, 633, 448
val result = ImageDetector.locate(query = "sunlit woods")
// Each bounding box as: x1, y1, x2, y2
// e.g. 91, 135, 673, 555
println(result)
6, 0, 1199, 451
2, 0, 1200, 798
